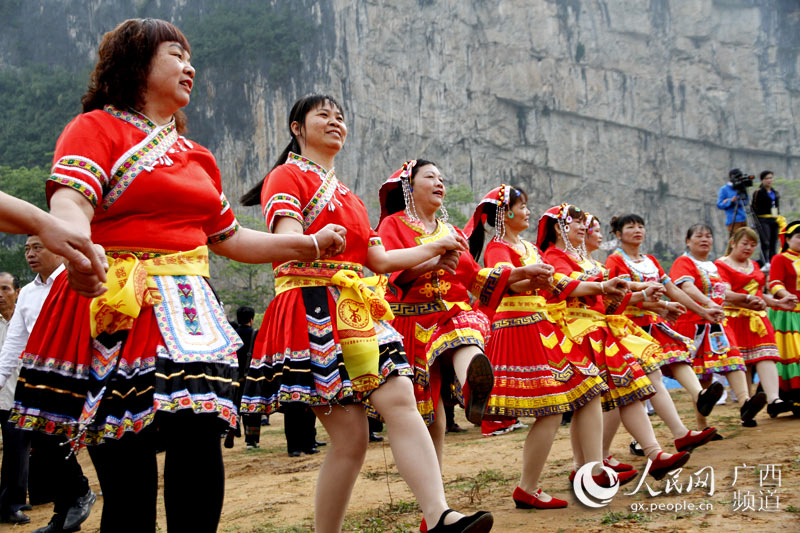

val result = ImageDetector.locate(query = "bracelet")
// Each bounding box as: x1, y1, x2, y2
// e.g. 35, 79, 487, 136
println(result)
641, 289, 647, 301
600, 281, 606, 294
310, 233, 321, 259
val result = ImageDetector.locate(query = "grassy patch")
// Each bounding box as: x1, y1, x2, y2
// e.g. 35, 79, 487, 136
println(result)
600, 511, 652, 525
341, 499, 420, 532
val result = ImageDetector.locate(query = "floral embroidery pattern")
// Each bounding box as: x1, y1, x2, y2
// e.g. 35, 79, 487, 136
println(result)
175, 275, 201, 335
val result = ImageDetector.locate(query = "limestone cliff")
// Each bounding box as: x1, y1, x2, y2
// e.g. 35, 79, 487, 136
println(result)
2, 0, 799, 261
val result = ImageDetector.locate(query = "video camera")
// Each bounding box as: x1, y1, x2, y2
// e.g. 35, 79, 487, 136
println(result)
729, 168, 754, 193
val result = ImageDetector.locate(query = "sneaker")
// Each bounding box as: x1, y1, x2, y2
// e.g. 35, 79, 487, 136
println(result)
483, 426, 514, 437
246, 443, 260, 450
509, 421, 529, 431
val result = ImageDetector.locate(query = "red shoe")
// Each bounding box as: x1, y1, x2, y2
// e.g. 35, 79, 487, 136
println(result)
674, 427, 717, 453
420, 517, 427, 532
603, 455, 634, 472
513, 486, 568, 509
594, 469, 639, 487
649, 451, 691, 481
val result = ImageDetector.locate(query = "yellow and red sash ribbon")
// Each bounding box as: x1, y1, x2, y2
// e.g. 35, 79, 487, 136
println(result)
275, 270, 394, 392
724, 307, 769, 337
89, 246, 210, 338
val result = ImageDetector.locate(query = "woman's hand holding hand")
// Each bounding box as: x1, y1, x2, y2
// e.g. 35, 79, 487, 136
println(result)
314, 224, 347, 259
66, 243, 108, 298
521, 263, 554, 290
663, 301, 687, 322
434, 233, 468, 254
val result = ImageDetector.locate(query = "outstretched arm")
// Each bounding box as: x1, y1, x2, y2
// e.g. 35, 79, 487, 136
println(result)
1, 189, 107, 282
210, 223, 346, 264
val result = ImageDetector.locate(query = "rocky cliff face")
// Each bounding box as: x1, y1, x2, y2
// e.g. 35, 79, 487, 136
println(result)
3, 0, 799, 259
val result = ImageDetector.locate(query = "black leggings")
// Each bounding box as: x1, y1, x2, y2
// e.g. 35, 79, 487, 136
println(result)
88, 412, 225, 533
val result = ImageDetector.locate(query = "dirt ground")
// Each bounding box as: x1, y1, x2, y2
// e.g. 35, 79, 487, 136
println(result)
5, 387, 800, 533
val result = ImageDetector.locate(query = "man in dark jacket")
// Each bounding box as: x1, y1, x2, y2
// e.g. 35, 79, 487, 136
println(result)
751, 170, 781, 264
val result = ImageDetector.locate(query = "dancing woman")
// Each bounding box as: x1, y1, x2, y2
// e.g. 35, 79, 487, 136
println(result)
465, 186, 619, 509
240, 98, 493, 533
669, 224, 767, 427
594, 214, 719, 468
716, 227, 793, 418
10, 19, 346, 533
766, 221, 800, 413
539, 204, 691, 481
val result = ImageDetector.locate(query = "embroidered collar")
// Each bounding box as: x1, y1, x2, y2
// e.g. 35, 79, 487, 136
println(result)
685, 252, 718, 276
615, 248, 659, 280
103, 105, 164, 133
286, 152, 333, 181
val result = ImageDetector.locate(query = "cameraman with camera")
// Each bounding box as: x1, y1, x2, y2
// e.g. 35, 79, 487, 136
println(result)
717, 168, 752, 235
751, 170, 781, 264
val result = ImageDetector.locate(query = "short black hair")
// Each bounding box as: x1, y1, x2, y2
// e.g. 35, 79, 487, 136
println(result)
0, 272, 19, 290
760, 170, 773, 180
236, 306, 255, 324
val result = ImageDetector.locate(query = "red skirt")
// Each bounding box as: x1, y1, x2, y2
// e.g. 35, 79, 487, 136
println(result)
672, 321, 746, 378
725, 314, 780, 364
485, 316, 607, 419
241, 286, 411, 416
12, 272, 239, 446
390, 307, 489, 425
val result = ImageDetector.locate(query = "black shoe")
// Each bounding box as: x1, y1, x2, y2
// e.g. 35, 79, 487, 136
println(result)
767, 399, 791, 418
33, 514, 72, 533
288, 450, 303, 457
741, 392, 767, 426
696, 381, 724, 417
369, 432, 384, 442
464, 353, 494, 425
19, 504, 33, 511
314, 440, 327, 447
791, 401, 800, 418
706, 427, 724, 440
63, 489, 97, 531
0, 510, 31, 524
63, 489, 96, 530
446, 423, 467, 433
428, 509, 493, 533
223, 430, 236, 449
303, 448, 320, 455
629, 440, 645, 457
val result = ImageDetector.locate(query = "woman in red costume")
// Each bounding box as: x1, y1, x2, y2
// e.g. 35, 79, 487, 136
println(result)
767, 221, 800, 412
716, 227, 792, 418
465, 186, 625, 509
240, 99, 493, 533
669, 223, 767, 427
597, 214, 719, 466
539, 204, 690, 482
10, 19, 346, 533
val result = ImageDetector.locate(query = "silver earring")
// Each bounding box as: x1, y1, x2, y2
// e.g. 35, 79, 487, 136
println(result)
439, 203, 449, 223
401, 178, 419, 221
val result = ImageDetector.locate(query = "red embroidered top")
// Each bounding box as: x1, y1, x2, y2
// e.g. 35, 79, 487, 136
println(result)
377, 212, 508, 310
715, 260, 765, 298
262, 153, 383, 278
669, 255, 728, 325
484, 240, 577, 319
47, 106, 238, 251
542, 247, 612, 313
768, 250, 800, 298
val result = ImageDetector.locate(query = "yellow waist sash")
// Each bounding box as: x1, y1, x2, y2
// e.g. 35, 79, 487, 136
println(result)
497, 294, 547, 313
563, 307, 658, 362
275, 270, 394, 392
623, 306, 658, 319
725, 306, 768, 337
90, 246, 209, 338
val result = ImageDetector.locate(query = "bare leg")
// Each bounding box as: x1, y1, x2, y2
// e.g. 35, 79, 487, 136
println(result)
311, 405, 369, 533
671, 363, 707, 429
371, 376, 463, 526
601, 408, 621, 460
646, 369, 690, 440
451, 345, 483, 386
726, 370, 751, 407
429, 399, 446, 470
519, 414, 561, 500
755, 361, 781, 403
745, 365, 754, 397
571, 396, 603, 468
619, 401, 680, 461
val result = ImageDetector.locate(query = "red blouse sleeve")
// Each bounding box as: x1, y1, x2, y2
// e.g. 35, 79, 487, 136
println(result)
605, 254, 631, 280
47, 112, 115, 209
768, 254, 788, 294
669, 256, 697, 288
261, 165, 305, 232
377, 215, 420, 296
484, 241, 515, 268
203, 159, 240, 245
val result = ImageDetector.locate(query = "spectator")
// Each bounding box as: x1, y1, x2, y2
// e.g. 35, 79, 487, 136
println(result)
717, 169, 749, 235
751, 170, 781, 264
